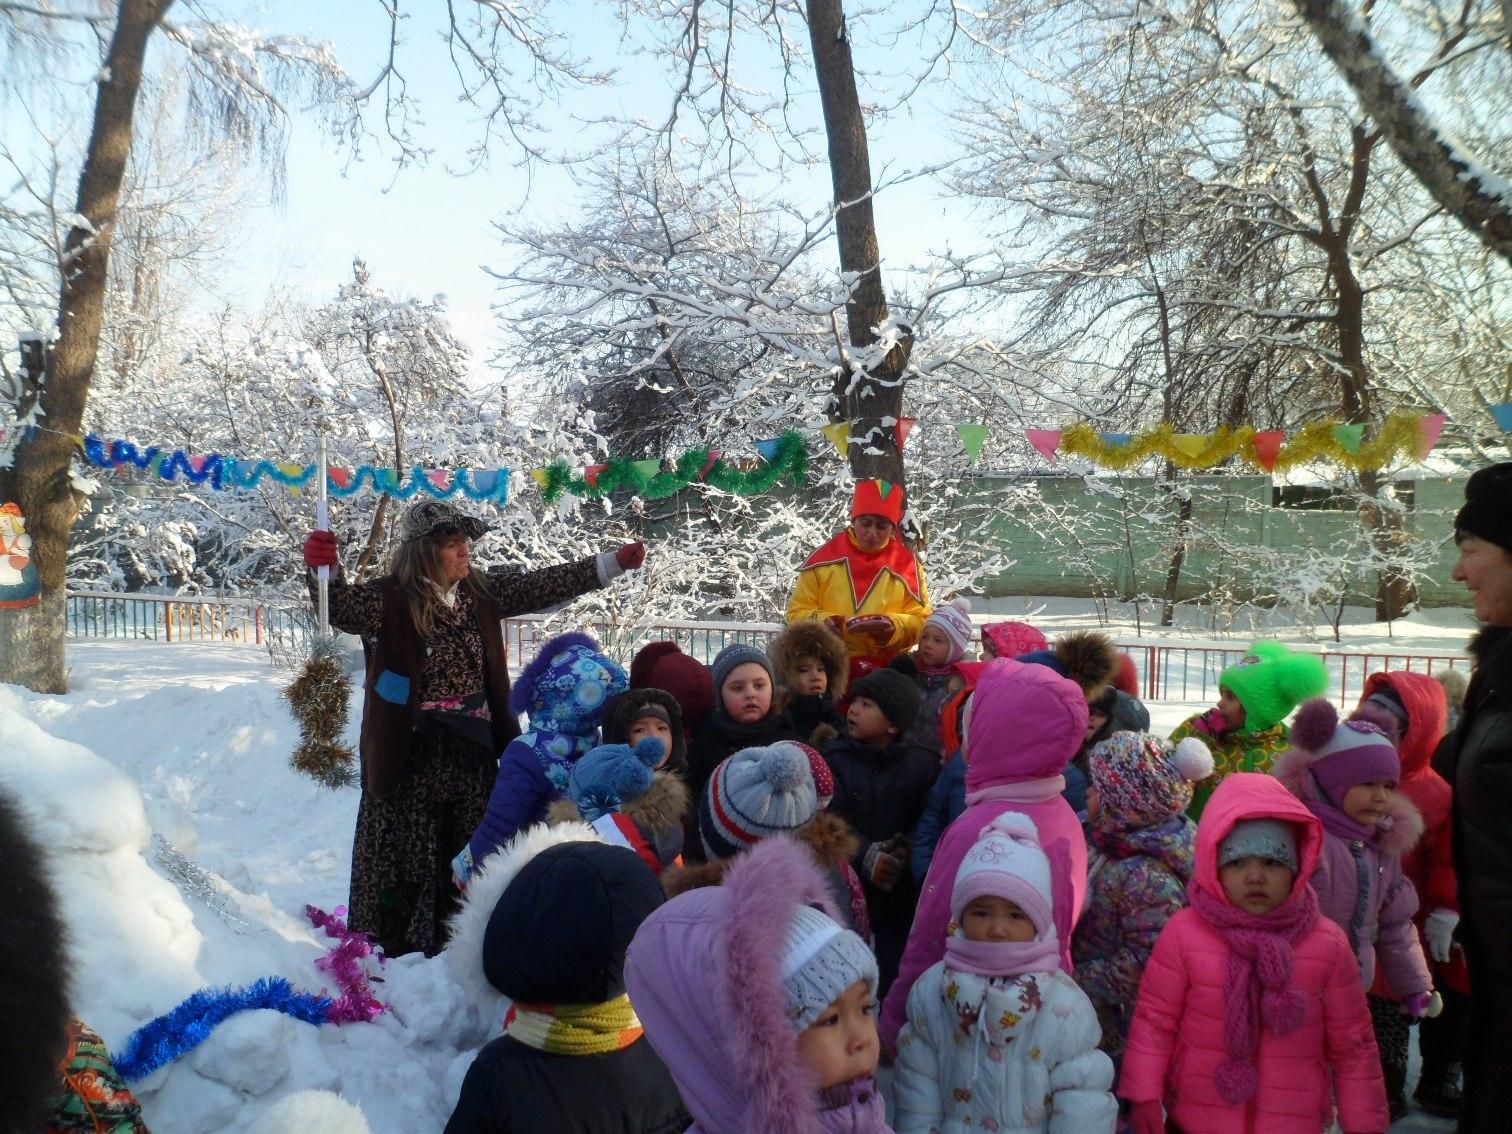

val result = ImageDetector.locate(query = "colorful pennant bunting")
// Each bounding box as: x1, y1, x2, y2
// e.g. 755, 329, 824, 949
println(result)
895, 417, 917, 449
955, 424, 989, 463
822, 422, 851, 458
1418, 414, 1446, 459
753, 437, 783, 463
1331, 423, 1365, 453
1025, 430, 1062, 463
1251, 431, 1285, 473
1490, 402, 1512, 433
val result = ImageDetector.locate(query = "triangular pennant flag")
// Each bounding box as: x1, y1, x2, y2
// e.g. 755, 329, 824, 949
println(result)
1025, 430, 1061, 463
426, 469, 451, 490
1099, 432, 1132, 448
147, 453, 167, 477
821, 422, 851, 458
186, 453, 209, 474
631, 459, 661, 480
1169, 433, 1211, 461
1251, 430, 1285, 472
469, 469, 500, 496
1490, 401, 1512, 433
955, 424, 989, 463
329, 467, 352, 488
753, 437, 782, 462
1332, 423, 1365, 453
1418, 413, 1446, 458
583, 462, 609, 487
528, 468, 550, 490
697, 450, 721, 479
895, 416, 917, 449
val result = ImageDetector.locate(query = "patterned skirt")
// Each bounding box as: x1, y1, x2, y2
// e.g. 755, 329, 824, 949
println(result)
347, 721, 497, 958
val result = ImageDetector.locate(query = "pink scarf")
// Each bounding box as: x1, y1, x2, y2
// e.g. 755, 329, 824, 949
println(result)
943, 933, 1063, 978
1187, 880, 1319, 1104
964, 774, 1066, 806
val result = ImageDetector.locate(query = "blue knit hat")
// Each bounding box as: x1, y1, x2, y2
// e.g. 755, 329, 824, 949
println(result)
710, 643, 775, 710
699, 742, 817, 860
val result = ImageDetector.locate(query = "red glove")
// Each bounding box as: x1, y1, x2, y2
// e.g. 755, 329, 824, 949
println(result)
1129, 1100, 1165, 1134
303, 529, 338, 570
615, 541, 646, 570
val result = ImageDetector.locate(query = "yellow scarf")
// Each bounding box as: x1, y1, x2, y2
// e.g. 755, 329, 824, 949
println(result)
502, 995, 644, 1055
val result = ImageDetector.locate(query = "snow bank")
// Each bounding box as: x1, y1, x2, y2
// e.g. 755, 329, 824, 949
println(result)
0, 643, 502, 1132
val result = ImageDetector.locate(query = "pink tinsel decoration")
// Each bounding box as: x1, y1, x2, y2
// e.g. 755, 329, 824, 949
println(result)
306, 904, 387, 1023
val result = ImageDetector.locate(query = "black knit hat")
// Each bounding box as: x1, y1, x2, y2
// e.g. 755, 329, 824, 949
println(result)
1456, 463, 1512, 552
851, 668, 924, 733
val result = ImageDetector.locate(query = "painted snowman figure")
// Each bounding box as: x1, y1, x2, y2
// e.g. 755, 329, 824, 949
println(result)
0, 502, 42, 608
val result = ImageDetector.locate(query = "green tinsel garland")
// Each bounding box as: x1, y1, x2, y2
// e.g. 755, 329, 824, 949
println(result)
537, 430, 808, 502
285, 639, 357, 789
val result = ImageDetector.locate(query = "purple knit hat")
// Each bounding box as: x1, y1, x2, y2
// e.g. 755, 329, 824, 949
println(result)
1290, 698, 1401, 807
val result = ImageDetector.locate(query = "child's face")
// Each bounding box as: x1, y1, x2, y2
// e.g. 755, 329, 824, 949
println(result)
1219, 855, 1295, 915
1217, 687, 1246, 731
980, 633, 999, 659
1084, 708, 1109, 743
795, 979, 879, 1090
916, 625, 952, 669
628, 714, 674, 768
845, 695, 896, 746
1341, 779, 1395, 826
721, 663, 772, 723
1085, 784, 1100, 822
960, 895, 1036, 942
791, 657, 828, 696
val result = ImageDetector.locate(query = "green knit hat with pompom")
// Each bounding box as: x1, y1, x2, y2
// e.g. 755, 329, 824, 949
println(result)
1219, 642, 1329, 735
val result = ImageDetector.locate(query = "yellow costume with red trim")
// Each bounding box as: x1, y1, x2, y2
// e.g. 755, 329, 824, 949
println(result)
786, 480, 929, 660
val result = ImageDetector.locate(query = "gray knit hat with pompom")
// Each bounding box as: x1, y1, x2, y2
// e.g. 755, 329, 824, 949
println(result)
699, 741, 817, 860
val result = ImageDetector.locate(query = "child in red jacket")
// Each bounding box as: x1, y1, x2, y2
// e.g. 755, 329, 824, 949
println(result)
1352, 671, 1468, 1119
1120, 773, 1388, 1134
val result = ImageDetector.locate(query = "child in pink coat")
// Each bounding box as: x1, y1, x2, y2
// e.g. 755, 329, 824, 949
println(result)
1120, 773, 1388, 1134
879, 658, 1089, 1046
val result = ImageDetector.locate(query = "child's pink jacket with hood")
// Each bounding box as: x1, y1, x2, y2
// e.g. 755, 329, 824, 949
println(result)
879, 659, 1089, 1044
1119, 773, 1388, 1134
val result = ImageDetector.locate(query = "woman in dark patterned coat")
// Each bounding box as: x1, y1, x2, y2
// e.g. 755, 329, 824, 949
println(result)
303, 500, 643, 957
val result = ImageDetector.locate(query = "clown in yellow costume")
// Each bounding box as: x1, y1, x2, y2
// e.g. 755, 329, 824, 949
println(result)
787, 479, 930, 662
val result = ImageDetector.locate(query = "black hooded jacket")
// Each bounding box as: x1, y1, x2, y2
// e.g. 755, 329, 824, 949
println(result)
445, 842, 689, 1134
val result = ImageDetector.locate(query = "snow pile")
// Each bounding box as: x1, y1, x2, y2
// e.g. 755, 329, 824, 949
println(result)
0, 642, 502, 1132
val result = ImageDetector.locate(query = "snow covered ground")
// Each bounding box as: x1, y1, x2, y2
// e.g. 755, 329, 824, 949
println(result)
0, 638, 1459, 1131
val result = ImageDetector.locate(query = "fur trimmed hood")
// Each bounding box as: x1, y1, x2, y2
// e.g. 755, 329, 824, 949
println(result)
660, 810, 859, 900
1272, 742, 1425, 856
626, 837, 875, 1134
547, 770, 689, 838
769, 620, 850, 700
443, 820, 603, 1006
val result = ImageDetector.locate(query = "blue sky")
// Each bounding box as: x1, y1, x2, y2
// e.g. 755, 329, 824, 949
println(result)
237, 1, 987, 376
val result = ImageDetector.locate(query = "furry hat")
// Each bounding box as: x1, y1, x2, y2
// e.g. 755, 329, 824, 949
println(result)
1218, 642, 1328, 735
1112, 653, 1140, 697
445, 821, 605, 1006
245, 1091, 372, 1134
700, 743, 818, 860
626, 837, 877, 1134
1089, 732, 1213, 831
0, 790, 70, 1132
1019, 630, 1119, 698
923, 598, 973, 665
981, 620, 1048, 660
1433, 667, 1468, 715
768, 621, 850, 700
511, 631, 628, 732
602, 688, 687, 771
629, 642, 714, 735
566, 738, 667, 822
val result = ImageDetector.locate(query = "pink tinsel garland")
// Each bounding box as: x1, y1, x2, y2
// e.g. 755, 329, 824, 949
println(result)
306, 904, 387, 1023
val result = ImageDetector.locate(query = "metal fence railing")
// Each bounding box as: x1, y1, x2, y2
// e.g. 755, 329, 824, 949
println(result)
66, 592, 1467, 707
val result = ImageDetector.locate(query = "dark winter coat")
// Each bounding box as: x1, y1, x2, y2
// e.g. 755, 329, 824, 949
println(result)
785, 692, 847, 748
683, 711, 804, 860
821, 732, 939, 930
909, 751, 965, 884
322, 559, 603, 798
1434, 625, 1512, 1133
445, 839, 689, 1134
0, 789, 70, 1132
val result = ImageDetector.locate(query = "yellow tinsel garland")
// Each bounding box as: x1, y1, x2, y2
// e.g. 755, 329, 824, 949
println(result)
1056, 412, 1428, 472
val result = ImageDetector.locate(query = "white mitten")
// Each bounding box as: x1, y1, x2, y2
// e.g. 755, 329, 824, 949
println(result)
1424, 908, 1459, 963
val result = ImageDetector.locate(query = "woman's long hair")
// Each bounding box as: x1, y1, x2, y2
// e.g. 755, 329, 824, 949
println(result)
389, 534, 491, 640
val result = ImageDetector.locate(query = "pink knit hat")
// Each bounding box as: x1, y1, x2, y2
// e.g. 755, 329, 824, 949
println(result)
949, 812, 1055, 938
924, 598, 973, 665
1289, 698, 1402, 807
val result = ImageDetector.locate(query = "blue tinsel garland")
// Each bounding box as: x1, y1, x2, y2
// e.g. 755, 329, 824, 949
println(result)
113, 977, 333, 1082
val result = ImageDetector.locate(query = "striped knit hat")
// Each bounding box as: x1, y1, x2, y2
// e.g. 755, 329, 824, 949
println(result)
699, 742, 818, 860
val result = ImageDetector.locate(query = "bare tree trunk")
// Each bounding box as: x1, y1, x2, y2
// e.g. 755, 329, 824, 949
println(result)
0, 0, 174, 693
805, 0, 912, 491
